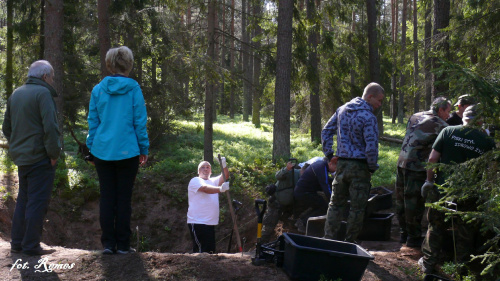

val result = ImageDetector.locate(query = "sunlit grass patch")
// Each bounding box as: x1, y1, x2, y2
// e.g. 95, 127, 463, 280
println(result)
383, 116, 407, 139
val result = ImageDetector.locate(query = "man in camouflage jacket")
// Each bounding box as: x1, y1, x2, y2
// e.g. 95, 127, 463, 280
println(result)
396, 97, 451, 247
322, 82, 385, 243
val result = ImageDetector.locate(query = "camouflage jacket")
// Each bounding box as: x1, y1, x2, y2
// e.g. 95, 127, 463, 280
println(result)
397, 110, 448, 171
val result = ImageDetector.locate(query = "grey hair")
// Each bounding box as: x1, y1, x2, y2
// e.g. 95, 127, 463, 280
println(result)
27, 60, 54, 79
430, 96, 451, 112
105, 46, 134, 74
362, 82, 385, 99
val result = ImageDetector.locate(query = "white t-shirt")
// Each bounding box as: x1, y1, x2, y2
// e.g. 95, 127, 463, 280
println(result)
187, 175, 221, 225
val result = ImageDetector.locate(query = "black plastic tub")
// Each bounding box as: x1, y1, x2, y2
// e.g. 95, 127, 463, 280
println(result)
282, 233, 374, 281
358, 213, 394, 241
368, 186, 394, 211
259, 236, 285, 267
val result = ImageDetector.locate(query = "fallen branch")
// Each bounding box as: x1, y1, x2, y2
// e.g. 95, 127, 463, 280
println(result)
380, 136, 403, 144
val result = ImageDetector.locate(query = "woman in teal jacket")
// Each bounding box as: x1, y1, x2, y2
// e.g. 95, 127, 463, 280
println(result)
86, 46, 149, 255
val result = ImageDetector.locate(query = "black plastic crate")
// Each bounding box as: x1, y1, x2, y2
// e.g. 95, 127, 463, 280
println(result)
358, 213, 394, 241
368, 186, 393, 211
259, 236, 285, 267
282, 233, 374, 281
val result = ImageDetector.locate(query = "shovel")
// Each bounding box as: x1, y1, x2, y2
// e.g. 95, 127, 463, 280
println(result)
252, 199, 267, 265
217, 154, 243, 253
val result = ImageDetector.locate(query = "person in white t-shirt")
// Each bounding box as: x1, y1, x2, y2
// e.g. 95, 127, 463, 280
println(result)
187, 159, 230, 253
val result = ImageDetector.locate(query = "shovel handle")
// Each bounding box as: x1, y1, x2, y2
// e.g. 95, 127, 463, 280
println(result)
255, 199, 267, 223
255, 199, 267, 240
217, 154, 243, 252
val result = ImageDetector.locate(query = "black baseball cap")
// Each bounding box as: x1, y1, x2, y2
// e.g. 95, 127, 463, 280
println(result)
454, 95, 475, 106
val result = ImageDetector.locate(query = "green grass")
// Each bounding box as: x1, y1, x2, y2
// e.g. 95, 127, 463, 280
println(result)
147, 114, 404, 194
0, 114, 405, 201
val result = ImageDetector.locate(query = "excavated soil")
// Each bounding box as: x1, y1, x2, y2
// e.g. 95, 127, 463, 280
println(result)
0, 172, 449, 280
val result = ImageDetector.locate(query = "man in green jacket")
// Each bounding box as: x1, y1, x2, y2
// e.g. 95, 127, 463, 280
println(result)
2, 60, 61, 255
261, 160, 301, 242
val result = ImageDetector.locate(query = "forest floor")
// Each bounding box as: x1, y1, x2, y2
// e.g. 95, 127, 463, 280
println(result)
0, 171, 453, 281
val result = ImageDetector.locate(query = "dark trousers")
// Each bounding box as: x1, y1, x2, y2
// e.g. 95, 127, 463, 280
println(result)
11, 158, 55, 252
188, 223, 216, 253
295, 192, 328, 225
395, 167, 426, 239
94, 156, 139, 251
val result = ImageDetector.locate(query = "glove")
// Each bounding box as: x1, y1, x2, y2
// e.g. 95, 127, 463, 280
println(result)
221, 157, 227, 169
220, 182, 230, 192
421, 180, 434, 199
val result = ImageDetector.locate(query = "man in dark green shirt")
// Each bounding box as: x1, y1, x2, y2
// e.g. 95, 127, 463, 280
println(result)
2, 60, 61, 255
419, 104, 496, 274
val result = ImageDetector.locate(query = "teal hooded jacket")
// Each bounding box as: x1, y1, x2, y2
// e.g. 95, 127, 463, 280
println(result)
86, 75, 149, 161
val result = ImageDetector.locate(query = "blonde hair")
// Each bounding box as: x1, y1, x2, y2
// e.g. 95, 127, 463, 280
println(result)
105, 46, 134, 74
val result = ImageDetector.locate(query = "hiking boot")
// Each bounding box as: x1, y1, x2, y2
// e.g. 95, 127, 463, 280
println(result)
117, 247, 136, 254
406, 237, 423, 248
23, 248, 56, 256
418, 257, 434, 274
11, 245, 22, 254
102, 248, 115, 255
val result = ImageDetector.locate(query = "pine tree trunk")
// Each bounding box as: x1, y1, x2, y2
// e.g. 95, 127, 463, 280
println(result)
391, 0, 398, 124
366, 0, 383, 134
204, 0, 216, 163
251, 0, 262, 128
413, 0, 419, 113
5, 0, 13, 99
247, 0, 253, 118
221, 0, 226, 115
432, 0, 450, 96
241, 0, 250, 121
98, 0, 111, 78
272, 0, 293, 163
398, 0, 406, 124
44, 0, 65, 148
229, 0, 235, 119
424, 0, 432, 108
307, 0, 321, 143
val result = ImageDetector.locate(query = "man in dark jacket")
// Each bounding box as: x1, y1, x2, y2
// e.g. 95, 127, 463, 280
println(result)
322, 82, 385, 243
446, 95, 474, 126
293, 157, 338, 232
2, 60, 61, 255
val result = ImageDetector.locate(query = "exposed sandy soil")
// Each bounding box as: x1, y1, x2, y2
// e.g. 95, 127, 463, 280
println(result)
0, 171, 448, 281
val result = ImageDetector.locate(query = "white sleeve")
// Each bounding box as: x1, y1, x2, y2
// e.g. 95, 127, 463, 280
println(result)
188, 177, 203, 193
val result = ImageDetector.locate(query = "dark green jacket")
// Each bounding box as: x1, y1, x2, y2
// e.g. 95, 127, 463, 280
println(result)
2, 77, 61, 165
275, 167, 301, 206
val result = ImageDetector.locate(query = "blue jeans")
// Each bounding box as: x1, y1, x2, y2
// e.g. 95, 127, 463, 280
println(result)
94, 156, 139, 251
11, 158, 55, 252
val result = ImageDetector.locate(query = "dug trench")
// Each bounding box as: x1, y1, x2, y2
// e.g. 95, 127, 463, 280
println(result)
0, 172, 442, 280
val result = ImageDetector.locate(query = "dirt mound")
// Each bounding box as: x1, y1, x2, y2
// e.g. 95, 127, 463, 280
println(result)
1, 239, 289, 280
0, 172, 440, 280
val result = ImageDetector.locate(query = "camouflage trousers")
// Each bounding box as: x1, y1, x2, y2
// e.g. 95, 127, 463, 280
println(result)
395, 167, 426, 239
324, 159, 371, 243
261, 196, 294, 243
421, 188, 480, 267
